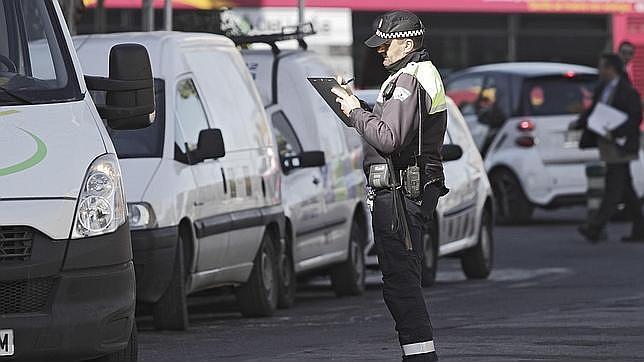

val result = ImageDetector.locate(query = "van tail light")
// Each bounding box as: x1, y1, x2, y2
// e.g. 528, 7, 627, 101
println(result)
517, 119, 535, 132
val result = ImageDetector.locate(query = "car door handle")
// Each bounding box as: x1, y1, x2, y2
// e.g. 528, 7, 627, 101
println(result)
312, 177, 320, 185
194, 201, 205, 207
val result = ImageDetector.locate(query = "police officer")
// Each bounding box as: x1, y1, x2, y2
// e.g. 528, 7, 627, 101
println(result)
333, 10, 447, 362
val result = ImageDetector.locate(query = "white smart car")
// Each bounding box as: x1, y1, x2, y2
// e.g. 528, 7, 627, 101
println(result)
356, 90, 495, 286
445, 62, 644, 224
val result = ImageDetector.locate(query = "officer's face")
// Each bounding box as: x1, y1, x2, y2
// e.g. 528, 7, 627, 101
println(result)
378, 39, 415, 67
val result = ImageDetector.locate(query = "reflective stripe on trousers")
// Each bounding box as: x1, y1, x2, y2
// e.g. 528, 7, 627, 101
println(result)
402, 341, 435, 356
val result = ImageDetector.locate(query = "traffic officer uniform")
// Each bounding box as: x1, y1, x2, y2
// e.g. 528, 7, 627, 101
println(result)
341, 11, 448, 361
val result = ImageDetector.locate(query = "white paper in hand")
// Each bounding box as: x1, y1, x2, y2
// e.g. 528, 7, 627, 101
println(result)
587, 102, 628, 138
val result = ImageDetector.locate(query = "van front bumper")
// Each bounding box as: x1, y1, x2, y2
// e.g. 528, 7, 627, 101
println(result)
131, 226, 179, 303
0, 223, 136, 361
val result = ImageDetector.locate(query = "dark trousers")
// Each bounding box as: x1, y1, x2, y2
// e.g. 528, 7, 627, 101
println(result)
372, 189, 438, 361
587, 162, 644, 236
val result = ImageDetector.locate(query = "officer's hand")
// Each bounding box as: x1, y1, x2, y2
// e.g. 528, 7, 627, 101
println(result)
335, 76, 353, 96
332, 87, 361, 117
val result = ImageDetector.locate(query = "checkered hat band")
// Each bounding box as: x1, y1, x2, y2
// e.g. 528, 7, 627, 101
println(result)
376, 29, 424, 39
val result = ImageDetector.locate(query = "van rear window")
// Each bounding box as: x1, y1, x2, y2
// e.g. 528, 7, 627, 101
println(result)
522, 75, 596, 116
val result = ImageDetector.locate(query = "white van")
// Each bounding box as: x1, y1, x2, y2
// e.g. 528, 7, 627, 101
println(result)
74, 32, 285, 329
239, 32, 371, 302
1, 1, 154, 361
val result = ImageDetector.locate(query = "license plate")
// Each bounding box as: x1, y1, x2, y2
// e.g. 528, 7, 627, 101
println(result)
0, 330, 14, 356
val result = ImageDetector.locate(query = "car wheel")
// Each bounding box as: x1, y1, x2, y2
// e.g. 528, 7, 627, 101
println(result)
277, 249, 296, 309
461, 209, 494, 279
152, 235, 189, 331
421, 223, 439, 288
236, 233, 279, 317
92, 321, 138, 362
330, 219, 366, 296
490, 169, 533, 224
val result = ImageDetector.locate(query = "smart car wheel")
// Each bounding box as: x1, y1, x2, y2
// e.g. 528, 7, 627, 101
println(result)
236, 233, 279, 317
491, 169, 533, 224
421, 223, 439, 287
152, 235, 189, 331
461, 208, 494, 279
330, 219, 366, 296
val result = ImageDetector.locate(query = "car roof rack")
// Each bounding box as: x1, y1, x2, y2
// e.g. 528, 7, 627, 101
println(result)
230, 23, 316, 55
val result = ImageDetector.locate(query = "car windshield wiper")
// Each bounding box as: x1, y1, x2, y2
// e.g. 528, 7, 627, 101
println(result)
0, 86, 33, 105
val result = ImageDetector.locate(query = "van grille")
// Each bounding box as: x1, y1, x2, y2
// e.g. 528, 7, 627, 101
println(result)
0, 278, 56, 314
0, 226, 34, 261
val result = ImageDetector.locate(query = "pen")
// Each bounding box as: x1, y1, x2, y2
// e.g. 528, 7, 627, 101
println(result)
341, 78, 354, 86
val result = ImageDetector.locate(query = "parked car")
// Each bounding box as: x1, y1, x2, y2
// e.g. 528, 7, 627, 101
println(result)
75, 32, 286, 329
238, 29, 371, 301
355, 90, 495, 286
445, 62, 644, 223
0, 1, 155, 360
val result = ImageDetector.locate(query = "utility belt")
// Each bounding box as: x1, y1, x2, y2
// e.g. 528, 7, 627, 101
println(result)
368, 162, 445, 201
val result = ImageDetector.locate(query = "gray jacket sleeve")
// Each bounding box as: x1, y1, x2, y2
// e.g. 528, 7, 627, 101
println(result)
349, 73, 431, 155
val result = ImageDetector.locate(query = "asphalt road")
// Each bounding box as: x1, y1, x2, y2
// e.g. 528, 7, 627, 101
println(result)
137, 207, 644, 361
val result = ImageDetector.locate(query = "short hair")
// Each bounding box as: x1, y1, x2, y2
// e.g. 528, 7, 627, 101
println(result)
619, 41, 635, 50
600, 53, 625, 73
410, 35, 424, 50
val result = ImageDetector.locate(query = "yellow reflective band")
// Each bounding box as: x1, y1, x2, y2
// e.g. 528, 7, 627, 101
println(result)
402, 341, 435, 356
402, 61, 447, 115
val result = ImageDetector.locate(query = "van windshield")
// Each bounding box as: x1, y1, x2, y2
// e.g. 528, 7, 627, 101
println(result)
0, 0, 82, 106
107, 79, 165, 159
522, 75, 597, 116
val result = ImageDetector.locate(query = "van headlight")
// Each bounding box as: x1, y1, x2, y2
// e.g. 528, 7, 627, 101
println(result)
71, 154, 127, 239
128, 202, 157, 230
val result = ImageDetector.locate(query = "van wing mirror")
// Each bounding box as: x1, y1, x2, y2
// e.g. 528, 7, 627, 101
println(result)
85, 44, 155, 130
196, 128, 226, 162
282, 151, 326, 171
442, 144, 463, 162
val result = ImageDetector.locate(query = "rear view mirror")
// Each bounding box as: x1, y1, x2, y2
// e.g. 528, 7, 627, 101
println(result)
282, 151, 326, 171
85, 44, 155, 130
196, 128, 226, 162
442, 144, 463, 162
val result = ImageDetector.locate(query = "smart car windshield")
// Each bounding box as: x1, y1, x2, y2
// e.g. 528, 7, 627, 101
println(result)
0, 0, 82, 106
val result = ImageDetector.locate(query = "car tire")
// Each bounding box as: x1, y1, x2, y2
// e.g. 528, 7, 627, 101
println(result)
152, 235, 189, 331
490, 169, 533, 224
461, 209, 494, 279
236, 233, 279, 317
277, 249, 296, 309
421, 223, 439, 288
93, 322, 138, 362
330, 220, 366, 296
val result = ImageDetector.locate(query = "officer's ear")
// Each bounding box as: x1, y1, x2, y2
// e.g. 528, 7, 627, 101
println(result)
403, 38, 415, 54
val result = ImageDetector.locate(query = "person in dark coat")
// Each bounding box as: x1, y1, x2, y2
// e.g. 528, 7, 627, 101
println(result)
571, 53, 644, 242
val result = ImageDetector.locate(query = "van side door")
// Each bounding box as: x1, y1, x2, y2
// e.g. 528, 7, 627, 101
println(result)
173, 77, 229, 273
271, 110, 325, 265
440, 107, 479, 246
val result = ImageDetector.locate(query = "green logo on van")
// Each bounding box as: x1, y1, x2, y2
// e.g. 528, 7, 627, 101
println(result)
0, 128, 48, 177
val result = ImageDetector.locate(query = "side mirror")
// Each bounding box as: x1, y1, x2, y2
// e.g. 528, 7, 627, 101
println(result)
85, 44, 155, 130
442, 144, 463, 162
282, 151, 326, 171
195, 128, 226, 162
